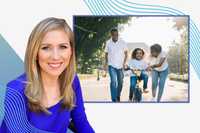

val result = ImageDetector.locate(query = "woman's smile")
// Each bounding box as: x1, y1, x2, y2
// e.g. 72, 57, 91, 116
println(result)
48, 62, 63, 69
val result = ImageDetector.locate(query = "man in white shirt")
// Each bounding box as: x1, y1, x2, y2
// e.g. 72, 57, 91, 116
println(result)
104, 28, 128, 102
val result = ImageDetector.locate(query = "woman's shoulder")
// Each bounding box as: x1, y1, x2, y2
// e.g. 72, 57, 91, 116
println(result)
6, 73, 27, 94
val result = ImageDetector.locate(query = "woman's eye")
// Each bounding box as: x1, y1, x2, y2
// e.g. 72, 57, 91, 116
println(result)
60, 45, 68, 49
41, 46, 49, 50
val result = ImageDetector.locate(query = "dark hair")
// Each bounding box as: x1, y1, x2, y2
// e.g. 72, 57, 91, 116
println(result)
110, 28, 118, 33
131, 48, 145, 59
150, 44, 162, 53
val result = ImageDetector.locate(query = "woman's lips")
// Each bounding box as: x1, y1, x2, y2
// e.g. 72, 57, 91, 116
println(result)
48, 62, 63, 69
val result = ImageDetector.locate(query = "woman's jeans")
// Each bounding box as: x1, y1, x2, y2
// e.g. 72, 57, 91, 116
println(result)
129, 71, 148, 100
152, 68, 169, 102
108, 65, 124, 102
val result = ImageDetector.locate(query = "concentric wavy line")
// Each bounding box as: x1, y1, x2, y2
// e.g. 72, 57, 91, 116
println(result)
2, 86, 53, 133
84, 0, 200, 78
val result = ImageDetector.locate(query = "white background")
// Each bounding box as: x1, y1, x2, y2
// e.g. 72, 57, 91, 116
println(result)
0, 0, 199, 132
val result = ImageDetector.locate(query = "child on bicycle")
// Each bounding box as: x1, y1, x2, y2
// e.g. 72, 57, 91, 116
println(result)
127, 48, 149, 101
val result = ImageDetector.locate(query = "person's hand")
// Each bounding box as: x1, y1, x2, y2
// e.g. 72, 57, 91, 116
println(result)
130, 68, 136, 74
103, 64, 108, 71
146, 66, 153, 71
123, 63, 128, 70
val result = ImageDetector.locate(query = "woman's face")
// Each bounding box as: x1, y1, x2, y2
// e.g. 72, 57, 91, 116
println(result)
38, 29, 72, 78
135, 50, 143, 60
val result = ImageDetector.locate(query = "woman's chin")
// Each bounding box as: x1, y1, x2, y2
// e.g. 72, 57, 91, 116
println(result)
44, 70, 63, 78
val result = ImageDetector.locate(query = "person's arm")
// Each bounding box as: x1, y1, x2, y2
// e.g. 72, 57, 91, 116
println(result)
104, 41, 109, 71
143, 61, 150, 71
151, 57, 166, 69
123, 50, 128, 69
123, 41, 128, 69
3, 83, 52, 133
104, 52, 108, 70
71, 75, 95, 133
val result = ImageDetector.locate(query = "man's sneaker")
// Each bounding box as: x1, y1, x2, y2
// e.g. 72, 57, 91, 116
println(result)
151, 97, 156, 102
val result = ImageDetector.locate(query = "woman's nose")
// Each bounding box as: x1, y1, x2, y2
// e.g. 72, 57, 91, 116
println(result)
51, 48, 60, 59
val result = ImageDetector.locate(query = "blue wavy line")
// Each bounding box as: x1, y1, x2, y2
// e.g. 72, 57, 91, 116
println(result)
103, 0, 119, 15
87, 0, 99, 15
190, 34, 198, 57
191, 23, 200, 41
84, 0, 95, 15
106, 0, 129, 15
191, 21, 200, 38
98, 0, 112, 15
5, 90, 30, 132
91, 0, 100, 15
121, 0, 184, 15
190, 37, 200, 71
108, 0, 170, 15
95, 0, 107, 15
89, 0, 179, 15
191, 34, 200, 56
190, 27, 200, 58
92, 0, 105, 15
115, 0, 177, 14
3, 87, 53, 133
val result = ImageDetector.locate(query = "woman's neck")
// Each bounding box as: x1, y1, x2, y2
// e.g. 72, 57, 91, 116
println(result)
41, 73, 59, 90
40, 71, 61, 102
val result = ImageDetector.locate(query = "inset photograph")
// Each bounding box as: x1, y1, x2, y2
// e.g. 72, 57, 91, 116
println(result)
74, 15, 189, 103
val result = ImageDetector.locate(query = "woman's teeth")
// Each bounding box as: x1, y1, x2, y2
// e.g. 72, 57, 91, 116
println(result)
48, 63, 62, 68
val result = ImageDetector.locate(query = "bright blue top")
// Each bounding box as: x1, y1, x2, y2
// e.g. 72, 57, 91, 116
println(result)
0, 74, 95, 133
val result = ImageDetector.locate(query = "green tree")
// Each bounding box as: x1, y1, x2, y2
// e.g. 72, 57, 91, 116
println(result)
74, 16, 131, 74
168, 17, 188, 74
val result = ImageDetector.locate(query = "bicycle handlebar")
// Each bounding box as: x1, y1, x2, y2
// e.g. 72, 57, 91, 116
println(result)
123, 66, 146, 72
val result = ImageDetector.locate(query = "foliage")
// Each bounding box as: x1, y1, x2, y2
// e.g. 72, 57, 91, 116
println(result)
74, 16, 131, 74
168, 17, 188, 74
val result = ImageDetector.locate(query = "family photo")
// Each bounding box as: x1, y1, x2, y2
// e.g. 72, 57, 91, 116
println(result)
74, 16, 189, 102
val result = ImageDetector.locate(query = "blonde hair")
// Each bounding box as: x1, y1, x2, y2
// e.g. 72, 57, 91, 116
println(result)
24, 17, 76, 112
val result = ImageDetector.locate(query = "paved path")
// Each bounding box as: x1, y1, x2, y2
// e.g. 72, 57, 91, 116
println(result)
80, 75, 188, 102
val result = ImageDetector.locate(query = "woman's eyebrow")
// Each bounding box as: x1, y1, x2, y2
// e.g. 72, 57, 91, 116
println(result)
59, 42, 70, 45
41, 43, 51, 46
41, 42, 70, 46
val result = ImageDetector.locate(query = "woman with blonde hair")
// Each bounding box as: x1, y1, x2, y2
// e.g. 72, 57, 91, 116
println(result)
0, 17, 94, 133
